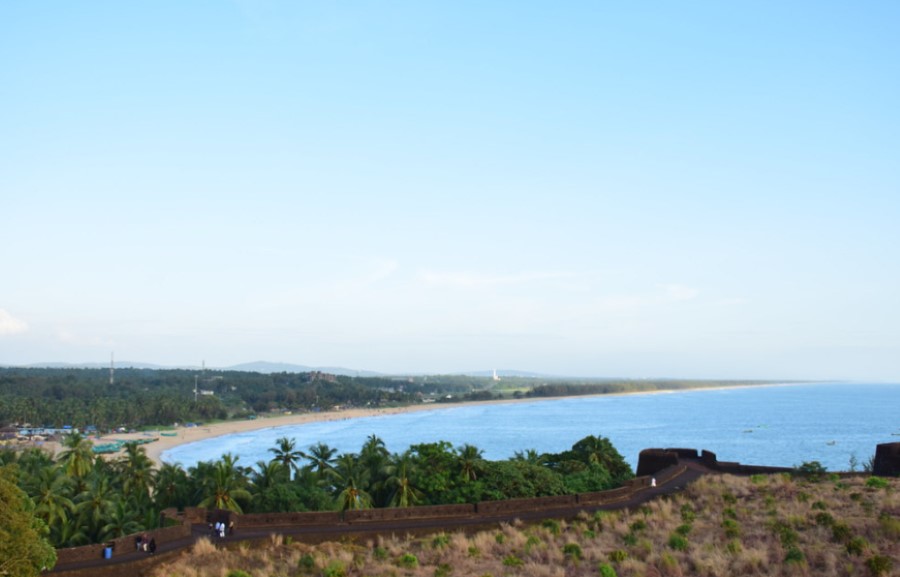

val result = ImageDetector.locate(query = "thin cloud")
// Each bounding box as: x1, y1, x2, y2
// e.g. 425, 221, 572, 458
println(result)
55, 328, 114, 348
418, 270, 568, 289
0, 309, 28, 335
663, 284, 700, 302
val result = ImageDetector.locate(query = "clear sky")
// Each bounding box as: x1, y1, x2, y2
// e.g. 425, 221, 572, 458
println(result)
2, 2, 899, 380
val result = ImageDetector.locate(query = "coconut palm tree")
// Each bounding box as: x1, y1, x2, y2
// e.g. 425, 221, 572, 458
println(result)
383, 452, 423, 508
250, 459, 287, 494
302, 442, 337, 480
74, 474, 117, 542
58, 432, 94, 488
197, 453, 251, 513
100, 500, 143, 541
457, 443, 484, 482
154, 462, 190, 510
328, 453, 372, 511
118, 442, 154, 506
27, 466, 75, 547
269, 436, 303, 480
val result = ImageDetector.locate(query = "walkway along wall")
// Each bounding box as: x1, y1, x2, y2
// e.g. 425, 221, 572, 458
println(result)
52, 446, 864, 576
53, 518, 190, 566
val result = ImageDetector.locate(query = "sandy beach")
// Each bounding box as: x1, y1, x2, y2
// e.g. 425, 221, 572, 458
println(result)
98, 401, 483, 466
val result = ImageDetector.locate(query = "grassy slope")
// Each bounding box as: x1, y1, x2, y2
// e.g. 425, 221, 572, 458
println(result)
151, 474, 898, 577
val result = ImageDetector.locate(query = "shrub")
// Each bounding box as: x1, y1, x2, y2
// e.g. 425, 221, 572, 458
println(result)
667, 534, 688, 551
814, 512, 835, 527
502, 555, 523, 568
865, 477, 889, 489
750, 474, 767, 485
323, 562, 346, 577
432, 534, 450, 549
583, 529, 596, 539
726, 539, 742, 554
675, 523, 692, 536
771, 520, 798, 547
866, 555, 893, 577
722, 518, 740, 539
397, 554, 418, 569
831, 522, 852, 543
494, 533, 504, 544
784, 547, 804, 564
722, 492, 737, 505
373, 546, 388, 560
811, 500, 827, 511
629, 519, 647, 532
622, 532, 637, 546
796, 461, 827, 481
598, 563, 618, 577
659, 552, 679, 574
846, 536, 869, 556
435, 562, 452, 577
298, 553, 316, 572
608, 549, 628, 563
680, 504, 695, 523
563, 543, 583, 561
227, 571, 251, 577
879, 514, 900, 539
467, 546, 480, 557
541, 519, 561, 535
722, 507, 737, 520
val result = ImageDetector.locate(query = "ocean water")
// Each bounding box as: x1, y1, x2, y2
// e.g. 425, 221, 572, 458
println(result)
162, 382, 900, 472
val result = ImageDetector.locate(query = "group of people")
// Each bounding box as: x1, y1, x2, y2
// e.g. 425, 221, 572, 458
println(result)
210, 520, 233, 538
135, 534, 156, 555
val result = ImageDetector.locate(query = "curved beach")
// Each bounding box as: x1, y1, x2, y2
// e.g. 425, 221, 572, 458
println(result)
98, 382, 807, 467
101, 401, 493, 466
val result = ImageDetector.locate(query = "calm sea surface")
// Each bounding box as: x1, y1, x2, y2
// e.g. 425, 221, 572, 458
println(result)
162, 382, 900, 472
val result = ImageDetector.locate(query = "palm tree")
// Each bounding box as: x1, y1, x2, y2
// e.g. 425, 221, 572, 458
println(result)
118, 442, 154, 506
328, 453, 372, 511
383, 452, 423, 508
58, 432, 94, 487
360, 434, 390, 502
100, 500, 143, 541
250, 459, 287, 494
457, 443, 484, 482
74, 475, 117, 542
28, 466, 75, 547
197, 453, 252, 513
302, 442, 337, 480
154, 462, 190, 510
269, 436, 303, 480
512, 449, 544, 465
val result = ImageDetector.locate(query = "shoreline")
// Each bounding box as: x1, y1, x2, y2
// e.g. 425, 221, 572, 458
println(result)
96, 381, 811, 467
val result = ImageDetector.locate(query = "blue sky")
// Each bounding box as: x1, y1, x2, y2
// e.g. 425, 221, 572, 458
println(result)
2, 2, 898, 379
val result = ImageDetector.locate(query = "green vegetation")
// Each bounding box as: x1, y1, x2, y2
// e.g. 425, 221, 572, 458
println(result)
0, 466, 57, 576
0, 432, 632, 548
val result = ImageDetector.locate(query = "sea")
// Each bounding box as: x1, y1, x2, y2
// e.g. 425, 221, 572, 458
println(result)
161, 382, 900, 472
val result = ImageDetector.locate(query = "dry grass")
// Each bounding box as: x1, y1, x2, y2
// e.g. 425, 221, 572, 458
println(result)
147, 474, 900, 577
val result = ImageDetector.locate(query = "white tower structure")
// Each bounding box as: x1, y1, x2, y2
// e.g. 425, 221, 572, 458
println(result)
110, 352, 115, 385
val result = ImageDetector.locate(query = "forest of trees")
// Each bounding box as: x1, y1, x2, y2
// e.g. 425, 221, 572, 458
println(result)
0, 367, 776, 431
0, 432, 633, 552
